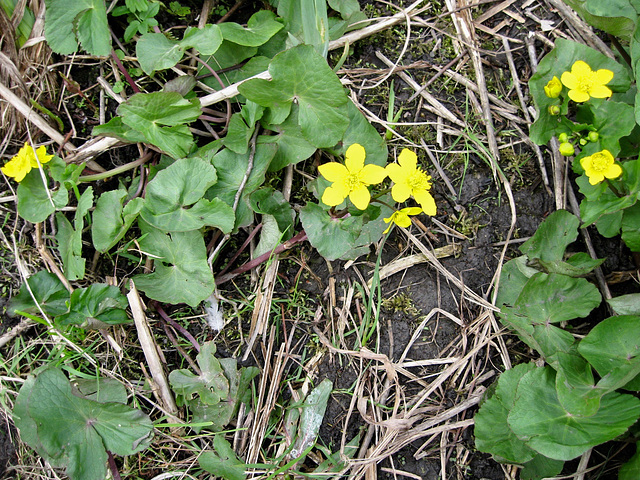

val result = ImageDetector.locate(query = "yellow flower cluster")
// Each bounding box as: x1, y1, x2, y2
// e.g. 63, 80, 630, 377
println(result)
1, 142, 54, 182
318, 144, 437, 232
544, 60, 613, 103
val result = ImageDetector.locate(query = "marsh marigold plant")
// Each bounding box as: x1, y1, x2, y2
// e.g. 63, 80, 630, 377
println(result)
319, 143, 387, 210
561, 60, 613, 102
1, 142, 54, 182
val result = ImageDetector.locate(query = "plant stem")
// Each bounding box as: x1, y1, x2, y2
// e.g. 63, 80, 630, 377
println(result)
78, 152, 152, 182
604, 178, 624, 198
215, 230, 308, 285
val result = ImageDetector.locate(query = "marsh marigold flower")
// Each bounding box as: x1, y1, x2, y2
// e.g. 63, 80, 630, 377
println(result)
319, 143, 387, 210
580, 149, 622, 185
1, 142, 53, 182
560, 61, 613, 103
544, 76, 562, 98
383, 207, 423, 234
386, 149, 436, 216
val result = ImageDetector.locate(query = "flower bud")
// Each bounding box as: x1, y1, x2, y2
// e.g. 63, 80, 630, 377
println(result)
559, 142, 575, 156
558, 133, 569, 144
548, 105, 561, 116
579, 138, 588, 146
544, 76, 562, 98
588, 131, 599, 142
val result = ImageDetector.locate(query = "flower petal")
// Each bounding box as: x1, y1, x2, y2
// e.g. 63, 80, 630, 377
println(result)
394, 211, 412, 228
595, 68, 613, 85
35, 145, 53, 165
386, 162, 408, 183
391, 183, 411, 203
560, 72, 577, 89
589, 85, 612, 99
402, 207, 424, 216
414, 191, 437, 215
345, 144, 366, 172
604, 163, 622, 180
398, 148, 417, 170
318, 162, 348, 182
360, 164, 387, 185
322, 184, 348, 206
572, 60, 591, 76
588, 173, 604, 185
568, 89, 590, 103
2, 158, 30, 182
349, 185, 371, 210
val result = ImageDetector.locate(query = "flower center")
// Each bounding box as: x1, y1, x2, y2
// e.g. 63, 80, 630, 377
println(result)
408, 169, 431, 191
576, 72, 595, 93
590, 153, 610, 172
346, 173, 363, 191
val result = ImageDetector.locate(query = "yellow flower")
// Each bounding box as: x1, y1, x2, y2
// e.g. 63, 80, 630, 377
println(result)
383, 207, 423, 234
544, 76, 562, 98
318, 143, 387, 210
386, 149, 436, 215
580, 149, 622, 185
560, 61, 613, 103
1, 142, 54, 182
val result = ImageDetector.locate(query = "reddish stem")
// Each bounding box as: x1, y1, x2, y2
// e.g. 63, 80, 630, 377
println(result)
216, 231, 308, 285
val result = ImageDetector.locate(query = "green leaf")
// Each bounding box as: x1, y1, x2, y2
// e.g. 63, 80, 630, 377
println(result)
259, 105, 317, 172
578, 316, 640, 392
13, 367, 153, 480
206, 144, 277, 229
622, 202, 640, 252
198, 435, 246, 480
92, 190, 144, 252
508, 366, 640, 461
17, 169, 68, 223
575, 101, 636, 159
73, 377, 128, 404
620, 442, 640, 480
519, 210, 579, 263
44, 0, 111, 56
277, 0, 330, 56
118, 92, 202, 159
607, 293, 640, 315
133, 227, 214, 307
474, 363, 538, 464
535, 252, 605, 277
169, 341, 259, 433
238, 44, 350, 148
511, 273, 601, 325
55, 284, 129, 329
170, 342, 230, 406
141, 157, 234, 233
519, 455, 564, 480
300, 203, 363, 261
136, 25, 223, 74
92, 117, 148, 144
554, 350, 604, 417
494, 257, 536, 309
595, 210, 623, 237
563, 0, 638, 38
219, 10, 283, 47
249, 187, 295, 241
291, 379, 332, 459
337, 99, 389, 167
7, 271, 70, 317
500, 273, 600, 360
55, 187, 93, 281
